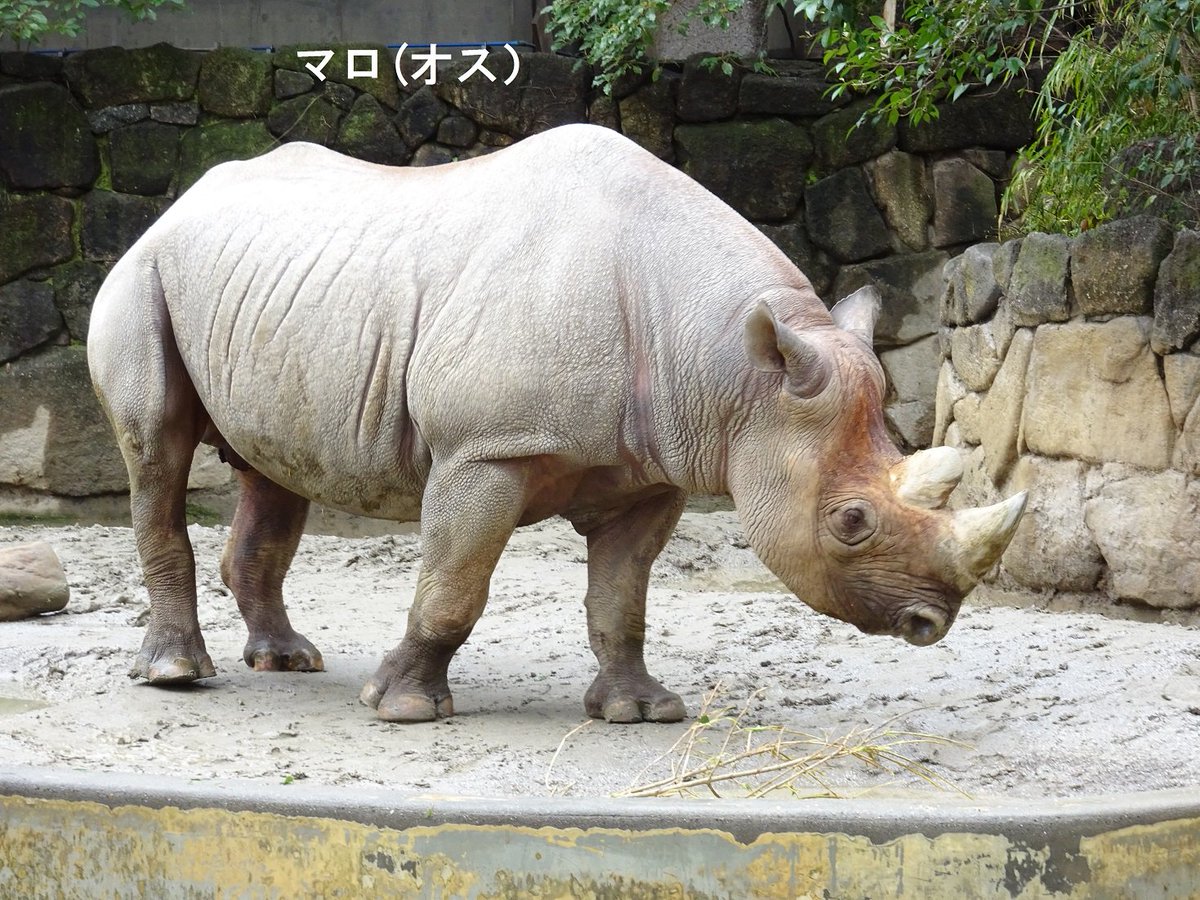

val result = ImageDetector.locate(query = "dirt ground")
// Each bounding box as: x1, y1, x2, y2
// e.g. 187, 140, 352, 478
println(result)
2, 509, 1198, 801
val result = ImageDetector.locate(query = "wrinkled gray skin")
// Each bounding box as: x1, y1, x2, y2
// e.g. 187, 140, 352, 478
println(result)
88, 124, 1026, 724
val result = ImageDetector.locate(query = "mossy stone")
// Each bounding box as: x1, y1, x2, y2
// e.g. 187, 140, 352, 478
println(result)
267, 96, 342, 146
0, 280, 62, 364
198, 48, 272, 118
335, 95, 409, 165
1007, 232, 1071, 325
0, 83, 98, 189
110, 121, 181, 196
50, 259, 107, 341
804, 167, 893, 262
274, 44, 400, 111
811, 101, 896, 172
64, 43, 201, 107
275, 68, 314, 100
178, 120, 275, 191
1153, 229, 1200, 354
396, 87, 448, 148
81, 191, 170, 262
0, 194, 75, 283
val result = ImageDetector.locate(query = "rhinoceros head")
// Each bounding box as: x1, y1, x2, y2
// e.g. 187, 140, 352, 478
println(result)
731, 285, 1027, 646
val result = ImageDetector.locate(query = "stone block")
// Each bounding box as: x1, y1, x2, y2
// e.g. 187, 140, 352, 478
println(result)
274, 68, 314, 100
1022, 318, 1174, 469
436, 115, 478, 148
992, 238, 1021, 295
0, 194, 75, 284
931, 158, 997, 247
805, 167, 892, 261
1151, 229, 1200, 354
86, 103, 149, 134
619, 77, 678, 160
64, 43, 200, 107
952, 392, 983, 445
738, 61, 844, 116
677, 53, 740, 122
978, 327, 1033, 483
1072, 216, 1174, 317
933, 359, 968, 446
335, 95, 410, 165
950, 321, 1003, 392
867, 150, 930, 251
177, 120, 274, 191
757, 223, 834, 296
880, 334, 941, 448
0, 542, 69, 621
1005, 456, 1103, 592
149, 101, 199, 125
410, 144, 456, 167
811, 101, 896, 172
0, 346, 128, 496
274, 43, 400, 110
676, 118, 812, 222
943, 242, 1000, 325
322, 82, 356, 110
109, 121, 180, 195
1163, 351, 1200, 430
0, 280, 61, 363
198, 47, 273, 118
395, 87, 448, 148
1084, 468, 1200, 608
50, 260, 106, 342
832, 250, 949, 347
898, 85, 1035, 153
267, 95, 342, 145
1008, 232, 1071, 325
0, 83, 98, 189
82, 192, 169, 263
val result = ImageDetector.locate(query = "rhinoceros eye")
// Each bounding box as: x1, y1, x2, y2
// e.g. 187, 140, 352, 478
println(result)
828, 500, 877, 546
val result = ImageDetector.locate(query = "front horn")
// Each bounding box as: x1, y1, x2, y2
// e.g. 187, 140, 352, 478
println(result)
890, 446, 964, 509
949, 492, 1029, 589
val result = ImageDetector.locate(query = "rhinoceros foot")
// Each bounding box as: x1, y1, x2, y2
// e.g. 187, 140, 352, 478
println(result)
359, 679, 454, 723
130, 633, 217, 684
243, 633, 324, 673
584, 674, 686, 724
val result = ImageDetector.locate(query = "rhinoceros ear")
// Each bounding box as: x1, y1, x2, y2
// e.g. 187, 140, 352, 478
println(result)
744, 302, 831, 399
830, 285, 881, 347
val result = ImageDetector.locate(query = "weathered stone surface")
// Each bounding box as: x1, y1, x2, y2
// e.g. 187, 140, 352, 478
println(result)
178, 120, 274, 191
513, 52, 590, 133
0, 346, 129, 496
1084, 468, 1200, 608
811, 101, 896, 172
0, 84, 98, 189
436, 115, 478, 148
952, 392, 983, 444
274, 44, 400, 110
110, 121, 180, 195
898, 85, 1035, 153
676, 118, 812, 222
478, 129, 514, 148
832, 251, 948, 347
433, 49, 522, 132
677, 53, 741, 122
410, 143, 457, 167
64, 43, 200, 107
992, 238, 1021, 295
267, 95, 342, 145
1176, 396, 1200, 475
0, 51, 63, 80
655, 0, 767, 59
880, 334, 941, 448
274, 68, 314, 100
50, 260, 106, 341
322, 81, 356, 111
396, 86, 448, 148
931, 158, 996, 247
198, 47, 272, 118
0, 280, 61, 363
757, 223, 834, 297
335, 95, 409, 165
1008, 232, 1071, 325
587, 94, 619, 130
149, 101, 199, 125
950, 320, 1003, 392
0, 542, 69, 621
805, 167, 892, 261
187, 445, 233, 490
1164, 351, 1200, 430
933, 359, 968, 446
1072, 216, 1174, 317
1023, 318, 1174, 469
1005, 457, 1103, 592
81, 191, 169, 263
978, 327, 1033, 483
868, 150, 930, 251
0, 194, 74, 284
738, 62, 843, 116
619, 77, 677, 160
960, 148, 1010, 179
1151, 229, 1200, 354
943, 242, 1000, 325
86, 103, 148, 133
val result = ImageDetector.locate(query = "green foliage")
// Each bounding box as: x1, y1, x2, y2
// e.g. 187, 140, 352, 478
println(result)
542, 0, 750, 94
788, 0, 1200, 232
0, 0, 184, 45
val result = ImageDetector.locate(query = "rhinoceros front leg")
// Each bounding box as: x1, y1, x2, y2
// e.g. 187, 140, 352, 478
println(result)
360, 459, 527, 722
579, 488, 688, 723
220, 469, 323, 673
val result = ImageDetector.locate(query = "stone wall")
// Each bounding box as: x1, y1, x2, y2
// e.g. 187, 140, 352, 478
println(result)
0, 42, 1032, 518
936, 218, 1200, 613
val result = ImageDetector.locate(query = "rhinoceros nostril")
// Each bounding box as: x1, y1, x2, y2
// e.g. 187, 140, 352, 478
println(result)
900, 609, 947, 646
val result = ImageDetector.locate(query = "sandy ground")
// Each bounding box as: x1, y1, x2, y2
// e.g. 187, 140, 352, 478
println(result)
1, 510, 1198, 801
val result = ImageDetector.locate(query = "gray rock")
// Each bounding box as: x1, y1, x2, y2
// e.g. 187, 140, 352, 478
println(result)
396, 87, 449, 148
978, 327, 1034, 483
868, 150, 930, 251
0, 51, 63, 80
63, 43, 200, 107
738, 61, 844, 116
198, 47, 273, 118
1073, 216, 1174, 317
0, 346, 129, 496
805, 167, 892, 262
677, 53, 741, 122
436, 115, 478, 148
334, 95, 410, 166
898, 84, 1035, 153
880, 334, 941, 449
992, 238, 1021, 295
811, 101, 896, 172
274, 68, 314, 100
410, 143, 458, 167
0, 83, 98, 189
109, 121, 180, 196
81, 191, 169, 263
950, 320, 1003, 392
322, 81, 357, 111
50, 260, 106, 341
274, 43, 400, 111
676, 118, 812, 222
757, 223, 834, 297
478, 129, 514, 147
618, 76, 677, 160
267, 95, 343, 145
960, 148, 1011, 179
1152, 229, 1200, 354
943, 243, 1001, 325
0, 280, 61, 363
831, 250, 950, 347
1008, 232, 1071, 325
587, 94, 619, 130
177, 120, 274, 191
931, 158, 997, 247
0, 194, 75, 284
149, 101, 199, 125
86, 103, 149, 134
514, 52, 590, 134
0, 542, 70, 621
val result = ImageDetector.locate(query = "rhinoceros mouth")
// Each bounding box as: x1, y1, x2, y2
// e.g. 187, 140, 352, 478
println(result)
896, 604, 951, 646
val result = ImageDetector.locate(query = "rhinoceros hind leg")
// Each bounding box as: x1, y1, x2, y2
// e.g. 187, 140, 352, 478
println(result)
577, 488, 688, 724
360, 459, 529, 722
220, 469, 323, 673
